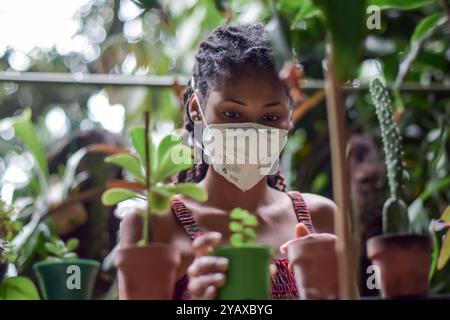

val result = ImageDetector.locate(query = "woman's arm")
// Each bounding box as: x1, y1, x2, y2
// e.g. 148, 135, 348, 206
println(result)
302, 193, 337, 234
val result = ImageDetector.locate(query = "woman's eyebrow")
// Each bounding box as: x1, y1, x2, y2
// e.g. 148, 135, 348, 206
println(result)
263, 101, 281, 107
224, 98, 247, 106
223, 98, 282, 107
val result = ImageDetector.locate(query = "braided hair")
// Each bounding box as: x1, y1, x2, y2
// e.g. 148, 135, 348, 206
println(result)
177, 23, 289, 192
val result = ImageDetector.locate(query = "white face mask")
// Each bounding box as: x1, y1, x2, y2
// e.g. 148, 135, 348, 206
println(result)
191, 85, 289, 192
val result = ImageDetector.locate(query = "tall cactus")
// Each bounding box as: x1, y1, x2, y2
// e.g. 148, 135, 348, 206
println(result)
369, 78, 410, 234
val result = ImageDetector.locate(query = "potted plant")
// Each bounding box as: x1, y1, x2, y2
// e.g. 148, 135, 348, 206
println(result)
33, 236, 100, 300
366, 78, 433, 298
0, 201, 21, 284
101, 112, 207, 299
285, 224, 339, 300
212, 208, 274, 300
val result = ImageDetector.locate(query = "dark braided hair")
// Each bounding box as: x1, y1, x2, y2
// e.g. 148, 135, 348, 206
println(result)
178, 23, 289, 192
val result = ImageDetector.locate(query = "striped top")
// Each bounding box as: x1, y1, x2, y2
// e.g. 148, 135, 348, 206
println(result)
172, 191, 314, 300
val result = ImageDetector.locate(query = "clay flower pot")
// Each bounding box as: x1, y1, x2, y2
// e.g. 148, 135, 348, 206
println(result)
287, 235, 339, 299
115, 243, 181, 300
213, 244, 274, 300
33, 259, 100, 300
367, 234, 432, 298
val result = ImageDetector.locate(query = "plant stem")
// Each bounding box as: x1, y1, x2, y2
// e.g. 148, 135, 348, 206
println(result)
142, 111, 152, 245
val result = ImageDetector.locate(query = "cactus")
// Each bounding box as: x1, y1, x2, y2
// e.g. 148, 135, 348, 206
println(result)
369, 78, 410, 234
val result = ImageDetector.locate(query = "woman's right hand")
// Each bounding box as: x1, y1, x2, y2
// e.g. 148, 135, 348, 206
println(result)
187, 231, 228, 300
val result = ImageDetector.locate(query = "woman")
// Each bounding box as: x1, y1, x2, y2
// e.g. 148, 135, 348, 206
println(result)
120, 23, 337, 300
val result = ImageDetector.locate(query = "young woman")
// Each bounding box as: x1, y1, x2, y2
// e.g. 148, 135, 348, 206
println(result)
120, 23, 338, 300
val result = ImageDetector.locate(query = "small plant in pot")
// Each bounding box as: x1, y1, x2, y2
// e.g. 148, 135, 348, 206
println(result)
33, 237, 100, 300
101, 112, 207, 299
366, 78, 433, 298
0, 201, 21, 284
212, 208, 274, 300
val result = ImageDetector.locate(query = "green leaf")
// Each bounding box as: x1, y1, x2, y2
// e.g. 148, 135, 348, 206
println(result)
66, 238, 79, 252
230, 208, 248, 220
411, 13, 447, 46
63, 252, 78, 259
230, 233, 244, 247
243, 215, 258, 227
163, 183, 208, 202
148, 189, 171, 214
101, 188, 142, 206
313, 0, 366, 81
154, 144, 193, 182
438, 230, 450, 270
130, 126, 156, 176
11, 108, 48, 179
157, 134, 182, 168
229, 221, 244, 232
105, 153, 145, 183
243, 228, 257, 239
44, 242, 61, 257
292, 0, 322, 27
0, 277, 40, 300
368, 0, 439, 10
442, 206, 450, 223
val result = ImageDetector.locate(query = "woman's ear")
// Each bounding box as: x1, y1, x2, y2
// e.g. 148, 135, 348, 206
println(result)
188, 93, 203, 123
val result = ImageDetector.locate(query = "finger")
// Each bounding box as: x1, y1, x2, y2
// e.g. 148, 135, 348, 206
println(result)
280, 223, 311, 254
204, 286, 217, 300
187, 256, 228, 277
193, 232, 222, 257
188, 273, 226, 298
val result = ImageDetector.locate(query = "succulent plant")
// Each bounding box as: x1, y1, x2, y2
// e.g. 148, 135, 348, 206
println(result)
229, 208, 259, 247
369, 78, 410, 234
44, 237, 79, 261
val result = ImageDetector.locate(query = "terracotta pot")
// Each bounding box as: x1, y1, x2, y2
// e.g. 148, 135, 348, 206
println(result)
287, 235, 339, 299
367, 234, 432, 298
115, 243, 180, 300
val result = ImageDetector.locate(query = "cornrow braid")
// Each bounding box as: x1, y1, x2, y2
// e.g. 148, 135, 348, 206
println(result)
177, 23, 289, 191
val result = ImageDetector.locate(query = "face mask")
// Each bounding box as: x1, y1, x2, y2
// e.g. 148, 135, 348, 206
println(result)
191, 80, 289, 192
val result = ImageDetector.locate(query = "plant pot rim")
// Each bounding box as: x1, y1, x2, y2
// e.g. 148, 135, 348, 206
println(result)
367, 233, 432, 259
214, 244, 275, 253
33, 258, 101, 270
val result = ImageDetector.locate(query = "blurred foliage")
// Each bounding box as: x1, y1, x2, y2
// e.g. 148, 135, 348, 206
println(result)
0, 0, 449, 296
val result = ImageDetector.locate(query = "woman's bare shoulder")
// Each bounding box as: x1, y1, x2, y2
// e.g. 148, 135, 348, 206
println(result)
299, 192, 337, 234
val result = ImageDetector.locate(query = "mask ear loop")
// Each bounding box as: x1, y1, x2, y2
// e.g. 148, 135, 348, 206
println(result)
190, 77, 211, 160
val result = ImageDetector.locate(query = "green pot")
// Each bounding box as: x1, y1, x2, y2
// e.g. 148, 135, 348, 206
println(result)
213, 244, 274, 300
33, 259, 100, 300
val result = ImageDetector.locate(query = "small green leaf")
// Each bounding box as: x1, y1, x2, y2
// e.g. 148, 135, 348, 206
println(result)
438, 230, 450, 270
105, 153, 145, 183
163, 183, 208, 202
44, 243, 61, 257
230, 233, 244, 247
411, 13, 447, 47
130, 126, 156, 175
157, 134, 182, 168
368, 0, 439, 10
66, 239, 79, 252
243, 215, 258, 227
101, 188, 142, 206
149, 190, 171, 214
243, 228, 257, 239
229, 221, 244, 232
155, 144, 193, 182
11, 108, 48, 179
230, 208, 247, 220
0, 277, 40, 300
63, 252, 78, 259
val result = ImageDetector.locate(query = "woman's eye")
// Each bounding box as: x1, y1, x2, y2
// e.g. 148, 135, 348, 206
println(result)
262, 114, 280, 122
223, 111, 240, 119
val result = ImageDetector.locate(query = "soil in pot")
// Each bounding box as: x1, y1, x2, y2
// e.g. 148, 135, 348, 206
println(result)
33, 259, 100, 300
212, 244, 274, 300
115, 243, 181, 300
287, 234, 339, 300
367, 234, 432, 298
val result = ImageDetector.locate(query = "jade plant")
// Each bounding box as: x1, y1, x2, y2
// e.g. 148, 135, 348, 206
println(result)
101, 112, 207, 245
228, 208, 259, 247
44, 237, 79, 261
0, 201, 21, 264
369, 78, 410, 234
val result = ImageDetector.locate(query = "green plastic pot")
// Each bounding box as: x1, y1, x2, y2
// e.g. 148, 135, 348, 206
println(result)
213, 244, 274, 300
33, 259, 100, 300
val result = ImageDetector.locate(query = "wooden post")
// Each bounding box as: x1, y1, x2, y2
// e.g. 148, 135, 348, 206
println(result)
324, 55, 359, 299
